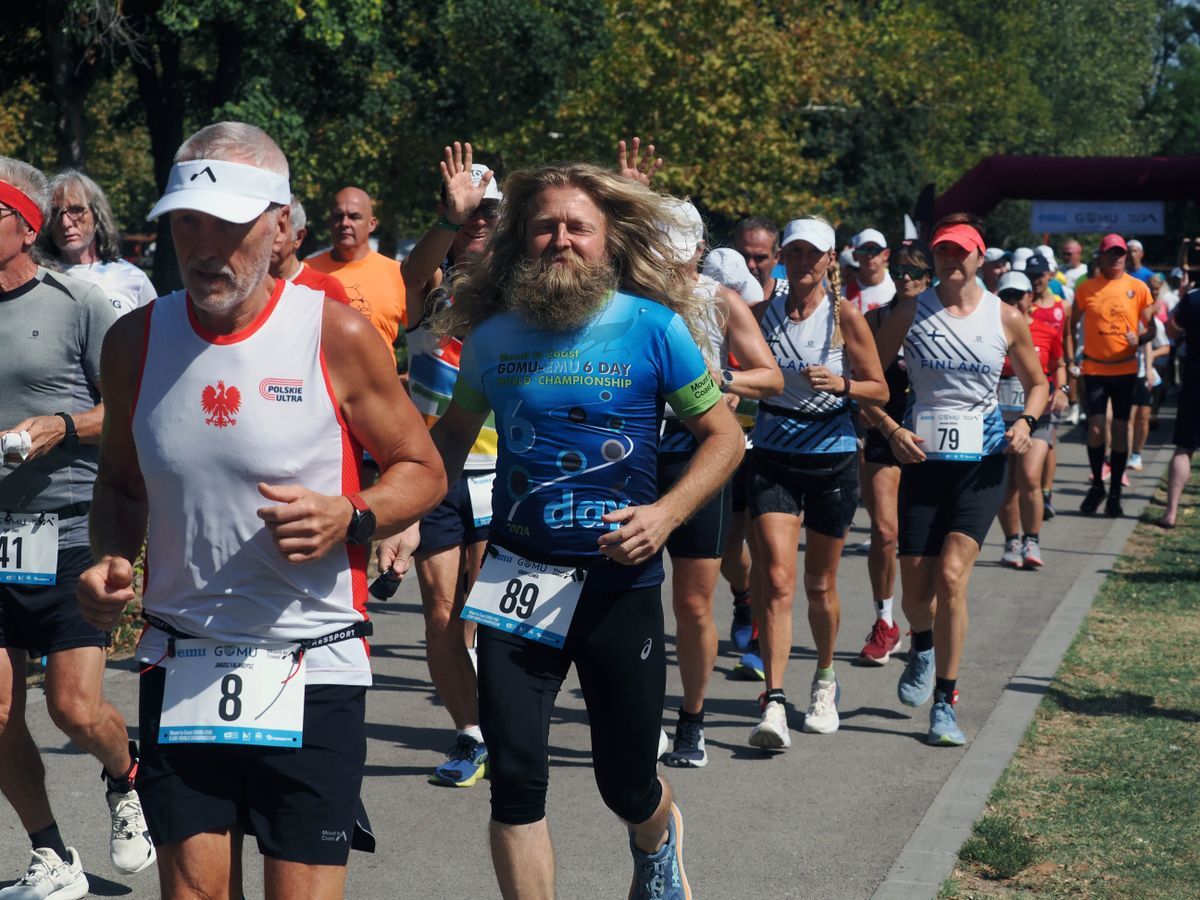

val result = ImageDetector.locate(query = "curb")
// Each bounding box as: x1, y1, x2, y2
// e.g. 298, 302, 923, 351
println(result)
870, 443, 1170, 900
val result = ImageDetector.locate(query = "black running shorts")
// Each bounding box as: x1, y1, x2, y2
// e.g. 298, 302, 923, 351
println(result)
0, 545, 109, 656
659, 452, 731, 559
1084, 374, 1137, 422
898, 455, 1007, 556
418, 470, 493, 554
1175, 376, 1200, 451
137, 667, 367, 866
747, 449, 859, 538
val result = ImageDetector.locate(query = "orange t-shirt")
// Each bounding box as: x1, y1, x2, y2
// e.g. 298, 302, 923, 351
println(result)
1074, 273, 1153, 376
306, 249, 407, 346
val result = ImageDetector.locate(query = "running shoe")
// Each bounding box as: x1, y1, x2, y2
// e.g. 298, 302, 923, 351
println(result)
657, 728, 669, 760
1105, 492, 1125, 518
749, 695, 790, 750
897, 647, 935, 707
1000, 537, 1023, 568
1065, 403, 1080, 425
1042, 492, 1056, 520
1101, 461, 1111, 483
0, 848, 89, 900
1021, 537, 1044, 570
859, 618, 901, 665
729, 600, 753, 652
628, 802, 690, 900
1129, 452, 1144, 472
107, 788, 156, 874
664, 719, 707, 768
801, 678, 841, 734
732, 644, 765, 681
428, 735, 488, 787
928, 694, 966, 746
1080, 482, 1107, 515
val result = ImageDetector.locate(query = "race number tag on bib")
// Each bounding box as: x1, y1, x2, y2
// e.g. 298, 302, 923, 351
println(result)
996, 378, 1025, 416
467, 473, 495, 528
0, 513, 58, 585
159, 640, 305, 748
914, 407, 984, 462
462, 546, 586, 648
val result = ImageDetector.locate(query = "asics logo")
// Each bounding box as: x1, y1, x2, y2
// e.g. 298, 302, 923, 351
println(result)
640, 638, 652, 660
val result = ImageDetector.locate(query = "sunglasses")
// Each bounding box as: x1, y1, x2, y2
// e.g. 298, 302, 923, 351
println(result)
999, 290, 1026, 305
469, 202, 501, 221
853, 246, 884, 258
52, 204, 89, 221
1102, 247, 1127, 257
891, 265, 930, 281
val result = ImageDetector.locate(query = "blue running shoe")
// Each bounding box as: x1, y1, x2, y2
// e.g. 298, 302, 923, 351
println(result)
732, 641, 765, 681
629, 802, 691, 899
730, 601, 753, 652
897, 648, 934, 707
664, 718, 707, 768
928, 695, 966, 746
428, 735, 488, 787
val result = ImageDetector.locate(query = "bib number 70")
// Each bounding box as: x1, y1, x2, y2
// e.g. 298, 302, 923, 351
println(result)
937, 426, 960, 451
499, 578, 539, 619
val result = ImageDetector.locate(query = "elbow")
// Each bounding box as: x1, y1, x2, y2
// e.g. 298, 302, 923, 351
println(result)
420, 456, 448, 518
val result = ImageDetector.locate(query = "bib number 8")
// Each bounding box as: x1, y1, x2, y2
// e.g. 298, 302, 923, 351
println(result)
499, 578, 539, 620
218, 674, 243, 722
938, 426, 960, 451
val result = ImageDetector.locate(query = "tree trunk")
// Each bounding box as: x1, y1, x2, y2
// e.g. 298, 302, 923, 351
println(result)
43, 0, 100, 170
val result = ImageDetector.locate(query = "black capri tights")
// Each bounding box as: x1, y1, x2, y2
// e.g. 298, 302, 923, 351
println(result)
476, 584, 665, 826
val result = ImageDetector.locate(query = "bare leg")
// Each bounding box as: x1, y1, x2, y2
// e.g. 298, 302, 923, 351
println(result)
157, 829, 236, 900
899, 555, 938, 634
490, 818, 555, 900
1133, 404, 1151, 455
265, 857, 348, 900
0, 648, 54, 833
1017, 441, 1049, 535
43, 646, 133, 777
719, 510, 752, 593
749, 512, 804, 690
862, 462, 900, 604
671, 558, 721, 714
415, 545, 478, 730
1161, 448, 1195, 526
1042, 443, 1057, 492
931, 534, 983, 681
802, 531, 845, 670
998, 456, 1021, 538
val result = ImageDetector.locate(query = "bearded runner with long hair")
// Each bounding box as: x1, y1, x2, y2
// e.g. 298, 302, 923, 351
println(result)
381, 162, 744, 900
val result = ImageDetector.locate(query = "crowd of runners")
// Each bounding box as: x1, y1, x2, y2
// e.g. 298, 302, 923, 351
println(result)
0, 124, 1196, 900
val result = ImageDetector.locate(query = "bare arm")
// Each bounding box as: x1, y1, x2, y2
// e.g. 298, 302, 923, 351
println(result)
719, 286, 783, 399
1001, 303, 1050, 454
831, 301, 888, 406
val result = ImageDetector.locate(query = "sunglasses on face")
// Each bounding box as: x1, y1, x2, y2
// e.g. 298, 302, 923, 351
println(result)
891, 265, 930, 281
469, 202, 501, 221
52, 205, 89, 221
1103, 248, 1127, 257
999, 290, 1026, 305
853, 246, 884, 258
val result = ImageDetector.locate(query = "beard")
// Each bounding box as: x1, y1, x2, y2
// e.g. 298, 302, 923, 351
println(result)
501, 250, 618, 332
183, 237, 274, 316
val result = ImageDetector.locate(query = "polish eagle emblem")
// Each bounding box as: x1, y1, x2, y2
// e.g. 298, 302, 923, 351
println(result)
201, 380, 241, 428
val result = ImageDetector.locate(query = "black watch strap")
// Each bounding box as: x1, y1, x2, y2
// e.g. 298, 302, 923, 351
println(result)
1018, 413, 1038, 433
54, 412, 78, 450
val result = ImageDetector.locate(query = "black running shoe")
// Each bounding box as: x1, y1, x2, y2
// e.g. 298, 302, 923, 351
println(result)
1080, 482, 1107, 515
1104, 492, 1124, 518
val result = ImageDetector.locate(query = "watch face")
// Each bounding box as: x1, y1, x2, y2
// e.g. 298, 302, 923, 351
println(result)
350, 509, 377, 544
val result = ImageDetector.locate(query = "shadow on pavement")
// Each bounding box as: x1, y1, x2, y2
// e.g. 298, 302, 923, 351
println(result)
1046, 689, 1200, 722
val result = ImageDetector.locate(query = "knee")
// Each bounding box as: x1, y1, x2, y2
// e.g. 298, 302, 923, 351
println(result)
46, 692, 97, 737
423, 595, 459, 639
871, 519, 898, 549
488, 753, 548, 827
936, 561, 971, 596
597, 772, 662, 825
760, 563, 795, 604
672, 592, 712, 628
803, 573, 836, 607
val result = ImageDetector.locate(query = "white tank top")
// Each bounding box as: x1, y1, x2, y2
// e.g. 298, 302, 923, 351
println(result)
902, 287, 1008, 456
660, 275, 727, 453
752, 288, 855, 454
132, 282, 370, 685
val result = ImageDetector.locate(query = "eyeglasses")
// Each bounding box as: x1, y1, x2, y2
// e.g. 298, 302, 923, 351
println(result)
999, 291, 1026, 304
51, 204, 89, 222
853, 246, 884, 258
891, 265, 930, 281
0, 207, 23, 226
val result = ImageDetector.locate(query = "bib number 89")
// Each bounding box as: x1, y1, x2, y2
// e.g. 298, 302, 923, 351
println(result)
499, 578, 539, 620
218, 674, 243, 722
938, 426, 960, 451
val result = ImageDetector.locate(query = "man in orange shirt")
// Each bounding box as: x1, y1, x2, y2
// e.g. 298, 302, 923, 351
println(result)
1068, 233, 1155, 517
269, 196, 349, 303
306, 187, 407, 346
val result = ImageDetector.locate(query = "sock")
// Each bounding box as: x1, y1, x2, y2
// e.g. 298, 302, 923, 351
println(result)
28, 822, 68, 859
1023, 533, 1039, 543
103, 741, 139, 795
459, 726, 484, 743
1087, 444, 1105, 485
764, 688, 786, 707
1042, 490, 1052, 502
1005, 533, 1019, 543
875, 597, 894, 626
934, 677, 957, 704
912, 629, 934, 653
1109, 450, 1128, 491
731, 587, 750, 605
678, 707, 704, 724
815, 666, 835, 683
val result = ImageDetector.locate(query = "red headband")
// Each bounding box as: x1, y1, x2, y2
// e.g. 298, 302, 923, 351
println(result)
931, 223, 985, 255
0, 181, 44, 234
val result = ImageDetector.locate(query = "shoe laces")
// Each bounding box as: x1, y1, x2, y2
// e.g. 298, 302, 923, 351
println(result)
810, 680, 837, 716
674, 719, 702, 749
444, 734, 481, 763
111, 793, 145, 841
634, 855, 670, 899
866, 619, 891, 645
18, 849, 62, 885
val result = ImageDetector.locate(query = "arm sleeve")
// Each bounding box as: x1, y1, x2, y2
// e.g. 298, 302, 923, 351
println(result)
451, 333, 492, 413
656, 313, 720, 418
78, 283, 121, 400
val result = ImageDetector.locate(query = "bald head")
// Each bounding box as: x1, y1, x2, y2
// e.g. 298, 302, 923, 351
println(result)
1061, 239, 1083, 266
328, 186, 376, 260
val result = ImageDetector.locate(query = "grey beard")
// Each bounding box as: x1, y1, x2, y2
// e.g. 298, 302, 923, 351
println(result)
501, 253, 618, 332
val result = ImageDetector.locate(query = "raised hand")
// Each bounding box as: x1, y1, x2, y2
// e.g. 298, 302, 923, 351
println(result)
440, 141, 493, 225
616, 136, 663, 186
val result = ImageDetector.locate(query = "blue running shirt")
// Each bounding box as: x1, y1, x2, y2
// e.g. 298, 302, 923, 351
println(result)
454, 291, 720, 589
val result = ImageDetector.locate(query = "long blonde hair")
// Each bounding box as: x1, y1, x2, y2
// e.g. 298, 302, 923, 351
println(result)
434, 164, 708, 342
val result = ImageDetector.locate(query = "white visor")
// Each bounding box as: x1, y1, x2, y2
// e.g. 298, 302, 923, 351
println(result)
148, 158, 291, 224
781, 219, 835, 253
470, 164, 503, 202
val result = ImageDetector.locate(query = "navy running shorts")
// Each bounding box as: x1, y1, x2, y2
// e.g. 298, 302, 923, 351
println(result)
0, 545, 109, 656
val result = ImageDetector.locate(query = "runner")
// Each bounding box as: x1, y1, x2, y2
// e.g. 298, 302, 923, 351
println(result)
379, 162, 744, 899
1027, 264, 1071, 521
44, 169, 156, 314
858, 239, 932, 664
76, 122, 445, 900
1158, 279, 1200, 528
656, 200, 781, 768
1068, 233, 1156, 517
0, 156, 154, 900
746, 216, 888, 747
378, 142, 501, 788
980, 248, 1008, 294
846, 228, 896, 313
872, 214, 1047, 746
994, 271, 1067, 570
269, 195, 350, 303
1129, 315, 1170, 473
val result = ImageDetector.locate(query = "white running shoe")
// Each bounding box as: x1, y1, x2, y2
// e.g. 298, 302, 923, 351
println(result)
1065, 403, 1080, 425
1000, 537, 1023, 568
802, 678, 841, 734
1129, 452, 1144, 472
108, 789, 157, 874
0, 848, 89, 900
749, 699, 790, 750
657, 728, 669, 759
1021, 536, 1044, 569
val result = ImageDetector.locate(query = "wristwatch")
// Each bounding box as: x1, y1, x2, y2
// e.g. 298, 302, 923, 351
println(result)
720, 369, 734, 393
345, 494, 377, 545
1059, 384, 1072, 394
1017, 414, 1039, 434
54, 412, 78, 451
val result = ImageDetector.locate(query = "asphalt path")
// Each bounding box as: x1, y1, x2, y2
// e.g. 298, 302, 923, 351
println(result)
0, 416, 1170, 899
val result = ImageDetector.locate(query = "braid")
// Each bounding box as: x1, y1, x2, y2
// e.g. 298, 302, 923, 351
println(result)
827, 262, 844, 348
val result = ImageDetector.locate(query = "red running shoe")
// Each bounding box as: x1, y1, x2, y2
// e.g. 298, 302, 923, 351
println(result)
859, 619, 901, 665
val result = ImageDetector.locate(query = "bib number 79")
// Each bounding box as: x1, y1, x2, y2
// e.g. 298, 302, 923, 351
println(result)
937, 426, 960, 452
499, 578, 538, 619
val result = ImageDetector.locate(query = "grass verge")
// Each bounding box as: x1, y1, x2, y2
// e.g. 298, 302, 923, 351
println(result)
940, 460, 1200, 898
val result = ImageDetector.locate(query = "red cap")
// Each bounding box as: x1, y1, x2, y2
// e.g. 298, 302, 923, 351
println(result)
1098, 233, 1127, 252
0, 181, 43, 234
931, 223, 985, 255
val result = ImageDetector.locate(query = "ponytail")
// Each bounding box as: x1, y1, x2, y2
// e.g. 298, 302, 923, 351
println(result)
827, 261, 844, 349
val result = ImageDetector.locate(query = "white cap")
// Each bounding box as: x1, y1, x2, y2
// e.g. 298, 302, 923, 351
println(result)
1036, 244, 1057, 271
852, 228, 887, 250
1010, 247, 1034, 271
838, 247, 859, 269
658, 199, 705, 264
470, 163, 502, 202
701, 248, 764, 304
997, 271, 1032, 294
782, 218, 835, 253
983, 247, 1007, 263
1127, 239, 1143, 250
148, 158, 291, 223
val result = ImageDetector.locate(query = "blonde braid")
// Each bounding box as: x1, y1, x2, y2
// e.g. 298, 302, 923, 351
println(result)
827, 261, 844, 349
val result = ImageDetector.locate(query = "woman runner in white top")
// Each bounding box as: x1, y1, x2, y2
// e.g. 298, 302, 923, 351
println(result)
869, 214, 1047, 747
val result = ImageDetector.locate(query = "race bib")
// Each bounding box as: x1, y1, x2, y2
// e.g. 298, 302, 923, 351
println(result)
159, 640, 305, 747
467, 473, 495, 528
0, 512, 58, 585
462, 545, 586, 648
913, 407, 984, 462
997, 378, 1025, 416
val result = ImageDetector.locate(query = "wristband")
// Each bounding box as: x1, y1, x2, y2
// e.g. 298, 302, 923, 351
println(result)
435, 216, 462, 232
887, 423, 903, 442
1017, 414, 1038, 434
841, 376, 852, 397
54, 412, 78, 451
